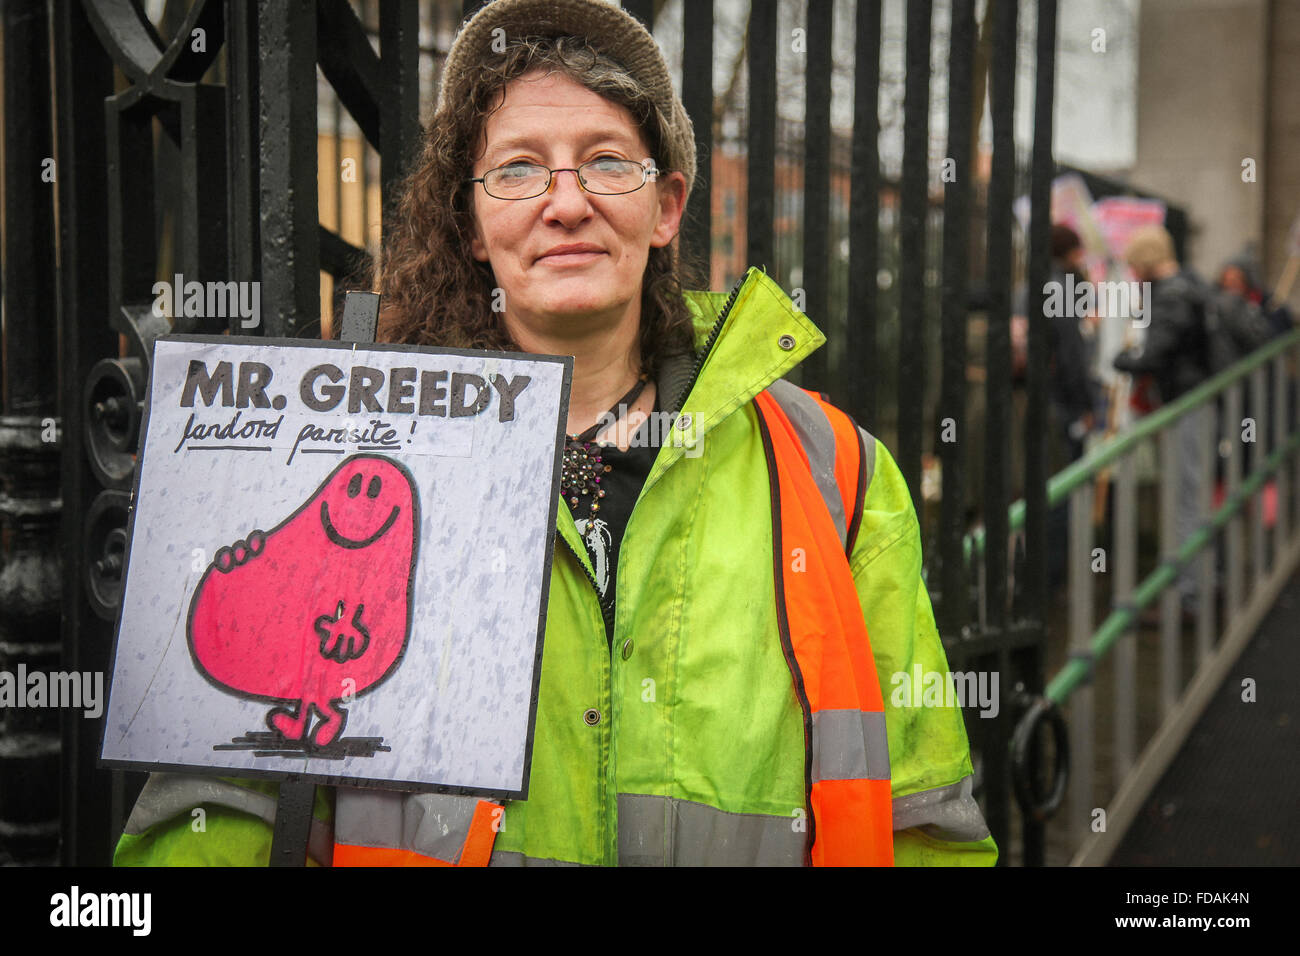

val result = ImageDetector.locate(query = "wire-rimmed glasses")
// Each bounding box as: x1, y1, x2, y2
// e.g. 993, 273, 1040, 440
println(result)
467, 157, 660, 200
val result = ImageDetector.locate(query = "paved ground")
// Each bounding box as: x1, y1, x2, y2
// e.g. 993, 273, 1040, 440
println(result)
1108, 569, 1300, 865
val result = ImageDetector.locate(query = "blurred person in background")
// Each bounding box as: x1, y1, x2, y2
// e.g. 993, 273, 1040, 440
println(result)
1113, 225, 1212, 621
1039, 224, 1100, 591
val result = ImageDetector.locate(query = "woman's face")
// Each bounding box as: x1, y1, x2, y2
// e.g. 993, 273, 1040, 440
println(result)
468, 69, 686, 345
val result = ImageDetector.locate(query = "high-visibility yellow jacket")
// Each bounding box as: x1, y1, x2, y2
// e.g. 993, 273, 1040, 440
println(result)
115, 268, 997, 866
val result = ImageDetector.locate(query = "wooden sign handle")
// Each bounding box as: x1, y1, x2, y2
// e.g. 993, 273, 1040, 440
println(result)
269, 290, 380, 867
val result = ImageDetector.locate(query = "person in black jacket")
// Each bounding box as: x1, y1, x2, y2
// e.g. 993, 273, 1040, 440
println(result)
1113, 225, 1212, 619
1036, 225, 1099, 591
1112, 227, 1212, 404
1047, 225, 1099, 463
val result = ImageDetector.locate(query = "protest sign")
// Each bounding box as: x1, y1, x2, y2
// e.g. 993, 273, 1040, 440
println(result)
100, 335, 571, 798
1090, 196, 1167, 266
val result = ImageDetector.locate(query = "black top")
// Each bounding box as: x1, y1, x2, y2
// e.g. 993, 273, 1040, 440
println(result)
567, 394, 663, 646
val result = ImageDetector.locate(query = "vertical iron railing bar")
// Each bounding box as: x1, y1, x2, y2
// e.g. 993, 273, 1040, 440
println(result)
378, 0, 420, 252
800, 0, 832, 393
1113, 451, 1137, 782
622, 0, 654, 30
981, 0, 1017, 859
1293, 340, 1300, 549
1226, 382, 1243, 619
226, 0, 261, 333
746, 0, 776, 275
800, 0, 832, 392
982, 0, 1015, 631
847, 0, 881, 428
1015, 0, 1056, 866
1066, 482, 1094, 852
1250, 366, 1267, 582
1157, 425, 1179, 721
360, 0, 374, 259
257, 0, 319, 336
937, 0, 973, 641
1022, 0, 1054, 625
897, 0, 931, 519
1196, 405, 1215, 664
181, 85, 231, 334
1273, 353, 1290, 573
315, 0, 382, 150
680, 0, 713, 280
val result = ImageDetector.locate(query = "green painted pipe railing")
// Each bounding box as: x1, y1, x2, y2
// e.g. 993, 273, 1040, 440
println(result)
963, 327, 1300, 564
1044, 426, 1300, 703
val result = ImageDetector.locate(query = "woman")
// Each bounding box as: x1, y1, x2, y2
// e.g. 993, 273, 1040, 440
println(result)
116, 0, 994, 867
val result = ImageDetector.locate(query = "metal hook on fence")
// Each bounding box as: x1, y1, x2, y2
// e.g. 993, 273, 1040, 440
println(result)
1010, 694, 1070, 822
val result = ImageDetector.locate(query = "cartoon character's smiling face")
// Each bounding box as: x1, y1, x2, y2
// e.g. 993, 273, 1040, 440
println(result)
319, 458, 413, 550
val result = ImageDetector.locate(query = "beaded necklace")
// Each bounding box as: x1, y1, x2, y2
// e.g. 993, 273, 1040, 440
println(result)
561, 375, 649, 517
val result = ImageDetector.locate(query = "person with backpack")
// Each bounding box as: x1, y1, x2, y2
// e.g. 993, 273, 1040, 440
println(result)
1113, 225, 1214, 622
1209, 257, 1281, 474
1210, 259, 1276, 375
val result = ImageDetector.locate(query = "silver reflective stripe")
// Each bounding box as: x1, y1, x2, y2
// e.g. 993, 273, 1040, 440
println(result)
766, 378, 847, 547
335, 788, 481, 863
891, 774, 990, 842
489, 850, 584, 866
617, 793, 804, 866
857, 426, 877, 497
811, 709, 890, 782
124, 772, 333, 865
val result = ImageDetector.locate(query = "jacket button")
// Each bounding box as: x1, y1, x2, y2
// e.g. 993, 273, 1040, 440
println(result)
621, 638, 634, 660
778, 334, 796, 350
583, 708, 601, 726
676, 413, 692, 431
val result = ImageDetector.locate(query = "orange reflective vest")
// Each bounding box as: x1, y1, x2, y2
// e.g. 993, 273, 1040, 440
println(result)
333, 380, 893, 866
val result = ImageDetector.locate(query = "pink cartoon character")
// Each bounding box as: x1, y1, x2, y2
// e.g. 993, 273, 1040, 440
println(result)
188, 454, 419, 748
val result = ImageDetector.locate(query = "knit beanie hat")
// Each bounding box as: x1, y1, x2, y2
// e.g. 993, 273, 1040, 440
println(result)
436, 0, 697, 197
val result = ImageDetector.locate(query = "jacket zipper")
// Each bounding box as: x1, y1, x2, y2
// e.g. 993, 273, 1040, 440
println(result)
561, 268, 754, 637
559, 533, 615, 633
668, 267, 752, 416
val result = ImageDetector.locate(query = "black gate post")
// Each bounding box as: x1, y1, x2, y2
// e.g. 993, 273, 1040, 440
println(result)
981, 0, 1020, 862
1016, 0, 1059, 868
0, 0, 62, 866
52, 0, 117, 865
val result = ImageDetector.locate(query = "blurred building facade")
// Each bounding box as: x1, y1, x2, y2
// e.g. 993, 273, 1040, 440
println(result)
1125, 0, 1300, 299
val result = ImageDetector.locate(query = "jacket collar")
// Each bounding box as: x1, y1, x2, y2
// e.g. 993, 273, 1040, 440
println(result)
557, 268, 824, 563
645, 267, 825, 490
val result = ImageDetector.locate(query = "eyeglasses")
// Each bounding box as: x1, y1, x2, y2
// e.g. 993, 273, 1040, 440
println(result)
467, 157, 659, 200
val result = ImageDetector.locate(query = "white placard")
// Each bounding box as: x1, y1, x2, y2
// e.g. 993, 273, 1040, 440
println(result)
100, 336, 571, 798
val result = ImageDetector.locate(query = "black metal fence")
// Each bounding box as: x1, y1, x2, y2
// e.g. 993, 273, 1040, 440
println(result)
0, 0, 1061, 866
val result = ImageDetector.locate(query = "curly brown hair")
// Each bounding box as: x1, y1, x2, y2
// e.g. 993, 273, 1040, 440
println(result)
375, 36, 701, 379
